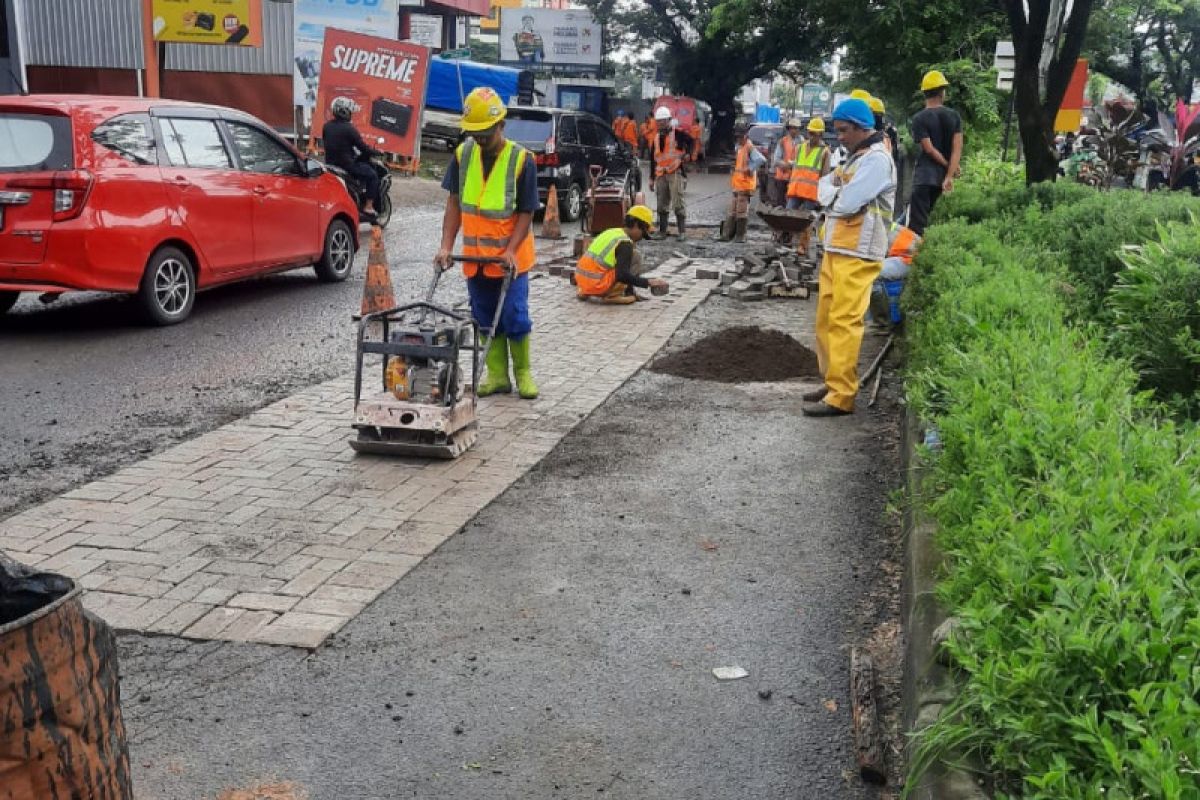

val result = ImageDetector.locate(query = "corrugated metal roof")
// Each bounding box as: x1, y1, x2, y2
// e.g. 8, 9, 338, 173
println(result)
22, 0, 145, 70
165, 0, 293, 75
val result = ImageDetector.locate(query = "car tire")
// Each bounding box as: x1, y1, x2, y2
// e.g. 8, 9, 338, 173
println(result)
138, 246, 196, 326
315, 219, 355, 283
0, 291, 19, 315
561, 181, 584, 223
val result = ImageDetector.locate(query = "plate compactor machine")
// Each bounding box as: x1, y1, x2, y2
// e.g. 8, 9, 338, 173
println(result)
350, 255, 511, 459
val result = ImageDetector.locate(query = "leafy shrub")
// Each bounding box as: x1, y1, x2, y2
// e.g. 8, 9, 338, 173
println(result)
1108, 219, 1200, 418
905, 214, 1200, 798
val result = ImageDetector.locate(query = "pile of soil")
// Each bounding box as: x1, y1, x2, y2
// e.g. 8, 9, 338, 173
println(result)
651, 326, 820, 382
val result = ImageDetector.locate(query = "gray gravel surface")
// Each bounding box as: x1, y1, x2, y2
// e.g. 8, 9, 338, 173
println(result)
119, 292, 903, 800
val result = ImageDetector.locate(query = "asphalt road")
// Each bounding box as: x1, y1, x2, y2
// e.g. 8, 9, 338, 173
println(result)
0, 172, 738, 520
120, 293, 903, 800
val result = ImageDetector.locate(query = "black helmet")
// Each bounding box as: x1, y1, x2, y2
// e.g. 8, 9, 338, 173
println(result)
331, 96, 356, 121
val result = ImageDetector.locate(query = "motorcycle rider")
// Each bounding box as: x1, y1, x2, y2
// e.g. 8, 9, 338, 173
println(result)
323, 96, 383, 221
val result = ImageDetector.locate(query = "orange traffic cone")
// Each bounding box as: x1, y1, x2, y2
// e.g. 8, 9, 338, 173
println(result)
540, 183, 562, 239
360, 226, 396, 317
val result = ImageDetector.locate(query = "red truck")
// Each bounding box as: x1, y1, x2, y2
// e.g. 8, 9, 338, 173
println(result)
651, 95, 712, 160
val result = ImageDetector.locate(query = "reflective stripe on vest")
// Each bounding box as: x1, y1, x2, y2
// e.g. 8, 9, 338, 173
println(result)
654, 131, 683, 175
887, 224, 921, 263
787, 142, 825, 200
731, 141, 756, 193
774, 136, 797, 181
821, 141, 895, 260
457, 138, 537, 278
576, 228, 629, 295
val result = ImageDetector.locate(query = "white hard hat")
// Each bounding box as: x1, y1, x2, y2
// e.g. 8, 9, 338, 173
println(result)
654, 106, 672, 121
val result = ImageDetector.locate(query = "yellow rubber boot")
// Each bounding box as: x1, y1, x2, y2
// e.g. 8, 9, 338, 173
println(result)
477, 335, 511, 397
508, 336, 539, 400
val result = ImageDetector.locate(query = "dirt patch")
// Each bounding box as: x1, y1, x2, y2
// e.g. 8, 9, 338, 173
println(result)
217, 781, 307, 800
650, 326, 820, 382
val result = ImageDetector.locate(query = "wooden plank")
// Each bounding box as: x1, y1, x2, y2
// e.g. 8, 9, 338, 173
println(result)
851, 646, 887, 784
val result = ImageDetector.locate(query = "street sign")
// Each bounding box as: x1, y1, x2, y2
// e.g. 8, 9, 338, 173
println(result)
995, 40, 1015, 91
439, 48, 472, 60
800, 83, 833, 116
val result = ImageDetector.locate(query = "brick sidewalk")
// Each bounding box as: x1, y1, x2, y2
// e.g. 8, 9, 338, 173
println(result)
0, 273, 714, 647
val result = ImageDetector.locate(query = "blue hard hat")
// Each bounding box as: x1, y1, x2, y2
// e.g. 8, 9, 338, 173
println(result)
617, 109, 625, 116
832, 98, 874, 130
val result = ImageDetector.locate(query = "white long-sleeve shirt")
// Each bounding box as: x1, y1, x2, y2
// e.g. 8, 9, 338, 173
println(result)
820, 143, 895, 218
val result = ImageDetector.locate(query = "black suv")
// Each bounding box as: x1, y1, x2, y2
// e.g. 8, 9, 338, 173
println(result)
504, 107, 641, 222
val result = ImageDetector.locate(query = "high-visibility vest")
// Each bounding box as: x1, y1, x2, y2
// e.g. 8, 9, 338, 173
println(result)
774, 136, 797, 181
457, 138, 536, 278
653, 130, 684, 176
689, 123, 703, 158
821, 140, 895, 261
613, 117, 630, 139
731, 140, 757, 193
575, 227, 629, 296
887, 223, 921, 263
620, 120, 639, 148
787, 142, 826, 201
641, 119, 656, 144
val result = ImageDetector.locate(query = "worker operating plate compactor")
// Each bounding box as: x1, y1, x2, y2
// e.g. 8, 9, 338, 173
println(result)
350, 255, 512, 459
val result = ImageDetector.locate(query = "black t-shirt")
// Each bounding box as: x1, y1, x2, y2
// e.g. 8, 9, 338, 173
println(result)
322, 119, 379, 171
910, 106, 962, 186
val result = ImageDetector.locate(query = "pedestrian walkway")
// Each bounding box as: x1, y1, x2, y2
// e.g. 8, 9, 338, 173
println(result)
0, 274, 715, 648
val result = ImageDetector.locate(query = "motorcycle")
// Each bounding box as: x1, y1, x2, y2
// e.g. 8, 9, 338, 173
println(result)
326, 138, 394, 228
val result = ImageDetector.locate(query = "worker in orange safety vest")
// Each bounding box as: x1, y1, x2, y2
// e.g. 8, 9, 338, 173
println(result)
720, 124, 766, 243
770, 118, 800, 207
651, 106, 694, 239
434, 87, 540, 400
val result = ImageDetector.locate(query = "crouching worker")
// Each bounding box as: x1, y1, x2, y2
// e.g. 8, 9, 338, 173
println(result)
434, 87, 539, 400
868, 222, 921, 329
575, 205, 668, 304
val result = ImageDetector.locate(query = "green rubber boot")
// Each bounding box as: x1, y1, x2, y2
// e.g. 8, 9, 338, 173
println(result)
477, 335, 511, 397
509, 336, 539, 400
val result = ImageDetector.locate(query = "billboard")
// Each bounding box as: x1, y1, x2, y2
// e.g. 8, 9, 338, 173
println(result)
295, 0, 401, 108
152, 0, 263, 46
499, 9, 601, 68
314, 29, 430, 159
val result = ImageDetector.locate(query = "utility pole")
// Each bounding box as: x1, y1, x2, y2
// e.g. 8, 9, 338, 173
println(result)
140, 0, 160, 97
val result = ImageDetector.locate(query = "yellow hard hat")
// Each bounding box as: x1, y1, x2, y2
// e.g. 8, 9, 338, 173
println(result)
849, 89, 872, 101
807, 117, 825, 133
867, 96, 885, 114
626, 204, 655, 230
461, 87, 507, 132
921, 70, 950, 92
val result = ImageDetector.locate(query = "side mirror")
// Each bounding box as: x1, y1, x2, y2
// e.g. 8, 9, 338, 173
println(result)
305, 158, 325, 178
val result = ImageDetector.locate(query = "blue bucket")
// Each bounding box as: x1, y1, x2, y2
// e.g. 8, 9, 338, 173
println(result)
883, 279, 904, 324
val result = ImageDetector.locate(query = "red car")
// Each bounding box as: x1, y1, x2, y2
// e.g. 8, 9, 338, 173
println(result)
0, 96, 359, 325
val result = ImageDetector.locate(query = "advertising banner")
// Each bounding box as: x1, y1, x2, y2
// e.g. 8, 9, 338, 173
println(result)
152, 0, 263, 46
499, 8, 601, 68
481, 0, 521, 32
1054, 59, 1089, 133
295, 0, 401, 108
314, 29, 430, 159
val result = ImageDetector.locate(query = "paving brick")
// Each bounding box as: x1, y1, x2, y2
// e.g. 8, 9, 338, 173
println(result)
183, 607, 246, 639
255, 612, 345, 649
278, 567, 335, 597
218, 610, 278, 642
98, 576, 173, 598
229, 592, 299, 612
146, 602, 213, 635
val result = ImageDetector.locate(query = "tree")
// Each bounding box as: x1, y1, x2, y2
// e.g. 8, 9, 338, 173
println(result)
1086, 0, 1200, 107
1002, 0, 1097, 183
582, 0, 837, 153
833, 0, 1007, 115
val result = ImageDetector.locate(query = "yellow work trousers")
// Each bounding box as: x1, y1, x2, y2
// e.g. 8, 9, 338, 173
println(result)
815, 252, 883, 412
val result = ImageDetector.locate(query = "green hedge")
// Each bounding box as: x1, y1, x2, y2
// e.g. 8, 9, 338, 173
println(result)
905, 202, 1200, 796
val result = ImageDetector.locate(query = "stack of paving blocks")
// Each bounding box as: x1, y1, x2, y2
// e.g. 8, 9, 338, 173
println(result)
699, 250, 818, 301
